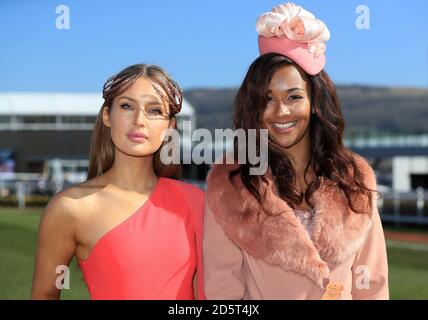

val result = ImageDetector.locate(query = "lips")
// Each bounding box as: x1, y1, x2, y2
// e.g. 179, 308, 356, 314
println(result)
127, 132, 147, 138
127, 132, 147, 142
270, 120, 298, 133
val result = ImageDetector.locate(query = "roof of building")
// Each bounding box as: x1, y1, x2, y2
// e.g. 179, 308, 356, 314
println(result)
0, 92, 194, 117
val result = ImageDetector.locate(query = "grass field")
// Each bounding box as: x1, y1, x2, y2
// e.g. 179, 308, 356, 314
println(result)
0, 208, 89, 300
0, 207, 427, 300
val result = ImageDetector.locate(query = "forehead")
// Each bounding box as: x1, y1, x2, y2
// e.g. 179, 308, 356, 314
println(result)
268, 65, 308, 92
119, 76, 167, 102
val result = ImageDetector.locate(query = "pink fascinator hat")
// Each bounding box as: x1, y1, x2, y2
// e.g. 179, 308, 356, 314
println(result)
256, 2, 330, 75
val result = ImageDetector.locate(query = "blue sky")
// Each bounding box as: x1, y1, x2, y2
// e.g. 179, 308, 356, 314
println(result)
1, 0, 427, 92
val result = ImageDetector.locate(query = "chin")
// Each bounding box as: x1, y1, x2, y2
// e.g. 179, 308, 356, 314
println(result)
276, 139, 298, 149
118, 145, 157, 158
268, 130, 293, 144
269, 121, 310, 148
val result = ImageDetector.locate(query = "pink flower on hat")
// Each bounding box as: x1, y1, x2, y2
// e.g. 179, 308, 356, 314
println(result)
256, 2, 330, 57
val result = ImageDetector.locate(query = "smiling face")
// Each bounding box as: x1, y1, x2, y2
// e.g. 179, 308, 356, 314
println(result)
102, 76, 175, 157
262, 64, 312, 151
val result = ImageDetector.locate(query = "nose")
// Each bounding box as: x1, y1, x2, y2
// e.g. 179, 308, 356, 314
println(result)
134, 108, 147, 127
276, 102, 291, 116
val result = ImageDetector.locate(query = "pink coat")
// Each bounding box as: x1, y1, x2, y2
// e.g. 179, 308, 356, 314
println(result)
203, 155, 389, 299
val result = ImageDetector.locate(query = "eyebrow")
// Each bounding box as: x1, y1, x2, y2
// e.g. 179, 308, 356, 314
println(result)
118, 95, 162, 103
267, 87, 305, 93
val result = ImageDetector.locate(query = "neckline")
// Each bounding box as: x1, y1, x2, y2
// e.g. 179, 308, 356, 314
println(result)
78, 177, 163, 264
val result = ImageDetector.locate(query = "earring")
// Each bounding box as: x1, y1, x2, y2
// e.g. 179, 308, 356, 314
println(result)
312, 107, 316, 114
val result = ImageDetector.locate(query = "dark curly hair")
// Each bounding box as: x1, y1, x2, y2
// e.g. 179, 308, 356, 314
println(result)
230, 53, 376, 215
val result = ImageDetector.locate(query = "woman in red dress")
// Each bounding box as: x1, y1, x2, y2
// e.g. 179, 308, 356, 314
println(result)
31, 64, 205, 300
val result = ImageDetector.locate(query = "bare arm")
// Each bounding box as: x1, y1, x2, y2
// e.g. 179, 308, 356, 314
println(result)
31, 194, 77, 299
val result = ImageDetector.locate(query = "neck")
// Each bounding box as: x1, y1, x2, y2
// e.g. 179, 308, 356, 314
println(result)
105, 148, 158, 194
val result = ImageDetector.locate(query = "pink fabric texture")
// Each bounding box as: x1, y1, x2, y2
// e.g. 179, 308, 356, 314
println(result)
258, 35, 326, 75
203, 154, 389, 299
256, 3, 330, 75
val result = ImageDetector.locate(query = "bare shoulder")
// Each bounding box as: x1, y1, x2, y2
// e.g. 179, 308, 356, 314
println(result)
42, 175, 106, 223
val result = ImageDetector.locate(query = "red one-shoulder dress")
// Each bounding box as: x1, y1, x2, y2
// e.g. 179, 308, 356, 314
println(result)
78, 177, 205, 300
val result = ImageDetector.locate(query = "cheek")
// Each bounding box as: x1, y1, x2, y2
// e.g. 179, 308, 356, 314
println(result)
147, 122, 172, 144
262, 112, 268, 123
296, 102, 311, 121
262, 108, 271, 125
109, 115, 130, 139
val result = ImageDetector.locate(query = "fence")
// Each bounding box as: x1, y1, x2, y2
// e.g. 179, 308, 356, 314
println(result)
379, 187, 428, 227
0, 173, 68, 208
1, 176, 428, 228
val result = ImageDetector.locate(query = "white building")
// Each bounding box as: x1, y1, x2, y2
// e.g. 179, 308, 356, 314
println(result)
0, 92, 197, 178
393, 156, 428, 192
0, 92, 195, 131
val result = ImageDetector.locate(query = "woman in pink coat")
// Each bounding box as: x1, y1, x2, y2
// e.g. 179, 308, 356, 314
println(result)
203, 3, 389, 300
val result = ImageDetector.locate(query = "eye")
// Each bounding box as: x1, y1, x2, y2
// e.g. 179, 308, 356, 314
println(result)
267, 95, 275, 103
146, 106, 164, 115
289, 95, 303, 101
120, 103, 133, 110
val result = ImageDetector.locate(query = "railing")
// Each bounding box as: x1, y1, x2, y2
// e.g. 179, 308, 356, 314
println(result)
345, 134, 428, 148
1, 176, 428, 228
0, 122, 95, 131
378, 187, 428, 227
0, 173, 65, 209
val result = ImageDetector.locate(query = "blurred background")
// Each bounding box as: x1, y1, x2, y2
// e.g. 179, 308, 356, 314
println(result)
0, 0, 427, 299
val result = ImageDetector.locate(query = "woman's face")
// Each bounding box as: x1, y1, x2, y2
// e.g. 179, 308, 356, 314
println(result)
262, 64, 312, 150
103, 76, 175, 157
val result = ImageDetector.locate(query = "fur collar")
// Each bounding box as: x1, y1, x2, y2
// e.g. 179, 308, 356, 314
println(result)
206, 156, 375, 288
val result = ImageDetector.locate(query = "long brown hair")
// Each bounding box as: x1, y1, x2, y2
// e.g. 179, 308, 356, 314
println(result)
87, 64, 182, 180
231, 53, 376, 215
